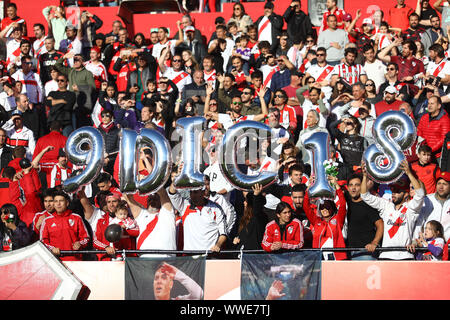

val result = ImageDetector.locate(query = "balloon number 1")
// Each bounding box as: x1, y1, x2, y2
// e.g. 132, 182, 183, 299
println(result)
119, 128, 172, 195
304, 131, 335, 200
363, 110, 416, 184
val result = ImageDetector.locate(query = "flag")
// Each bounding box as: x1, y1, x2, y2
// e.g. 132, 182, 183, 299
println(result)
125, 255, 206, 300
240, 251, 321, 300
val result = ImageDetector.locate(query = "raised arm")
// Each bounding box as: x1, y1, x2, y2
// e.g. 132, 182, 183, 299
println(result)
253, 86, 269, 122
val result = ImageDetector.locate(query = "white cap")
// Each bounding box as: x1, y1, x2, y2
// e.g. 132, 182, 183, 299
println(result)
384, 85, 398, 94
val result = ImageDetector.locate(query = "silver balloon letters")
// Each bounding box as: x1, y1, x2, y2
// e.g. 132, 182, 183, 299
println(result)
173, 117, 206, 189
304, 131, 335, 200
119, 128, 172, 195
363, 110, 416, 184
218, 120, 277, 191
63, 126, 105, 193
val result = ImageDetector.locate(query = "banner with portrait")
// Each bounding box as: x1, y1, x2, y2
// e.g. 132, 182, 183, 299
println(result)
125, 255, 206, 300
240, 251, 322, 300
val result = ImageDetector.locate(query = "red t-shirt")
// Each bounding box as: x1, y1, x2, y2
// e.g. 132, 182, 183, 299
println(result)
388, 5, 414, 31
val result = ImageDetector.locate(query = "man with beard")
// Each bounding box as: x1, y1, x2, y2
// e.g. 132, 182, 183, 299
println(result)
240, 86, 261, 116
374, 85, 404, 116
345, 173, 383, 260
330, 47, 367, 86
270, 55, 294, 92
49, 148, 71, 188
421, 13, 444, 55
361, 160, 425, 260
38, 37, 63, 86
283, 0, 314, 46
265, 107, 290, 156
401, 12, 426, 42
413, 172, 450, 243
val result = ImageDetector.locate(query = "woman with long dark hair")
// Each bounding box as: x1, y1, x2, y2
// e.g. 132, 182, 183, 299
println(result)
228, 2, 253, 34
233, 184, 268, 250
0, 203, 33, 252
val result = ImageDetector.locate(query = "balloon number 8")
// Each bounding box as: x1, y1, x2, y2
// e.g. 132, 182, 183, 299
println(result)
363, 111, 416, 184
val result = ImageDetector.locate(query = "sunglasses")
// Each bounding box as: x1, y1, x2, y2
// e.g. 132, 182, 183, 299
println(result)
306, 40, 314, 43
57, 79, 66, 82
365, 83, 374, 86
387, 67, 396, 71
172, 59, 182, 62
316, 53, 325, 56
101, 114, 112, 118
209, 102, 217, 105
232, 101, 242, 105
242, 91, 252, 95
275, 94, 285, 98
158, 81, 168, 85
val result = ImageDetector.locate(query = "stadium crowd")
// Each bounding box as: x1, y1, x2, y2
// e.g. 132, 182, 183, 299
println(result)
0, 0, 449, 262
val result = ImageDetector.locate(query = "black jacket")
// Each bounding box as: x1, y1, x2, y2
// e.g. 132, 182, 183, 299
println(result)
283, 7, 315, 44
45, 90, 76, 127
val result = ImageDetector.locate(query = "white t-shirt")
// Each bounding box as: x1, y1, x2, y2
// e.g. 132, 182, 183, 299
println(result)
363, 59, 387, 93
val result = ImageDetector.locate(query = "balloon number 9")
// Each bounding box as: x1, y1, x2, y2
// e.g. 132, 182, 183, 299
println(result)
363, 111, 416, 184
304, 131, 335, 200
63, 126, 105, 193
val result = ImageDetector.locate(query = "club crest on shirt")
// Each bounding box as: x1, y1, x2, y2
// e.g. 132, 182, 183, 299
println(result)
69, 219, 74, 227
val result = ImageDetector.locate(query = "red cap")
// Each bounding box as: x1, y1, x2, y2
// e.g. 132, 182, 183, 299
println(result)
437, 171, 450, 183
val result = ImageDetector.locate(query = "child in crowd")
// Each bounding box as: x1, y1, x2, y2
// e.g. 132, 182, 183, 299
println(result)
50, 148, 72, 188
411, 144, 441, 194
408, 220, 445, 261
94, 200, 139, 260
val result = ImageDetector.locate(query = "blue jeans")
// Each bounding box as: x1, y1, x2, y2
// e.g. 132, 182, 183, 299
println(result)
350, 252, 378, 261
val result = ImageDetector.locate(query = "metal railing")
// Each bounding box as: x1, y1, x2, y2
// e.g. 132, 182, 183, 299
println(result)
58, 246, 441, 258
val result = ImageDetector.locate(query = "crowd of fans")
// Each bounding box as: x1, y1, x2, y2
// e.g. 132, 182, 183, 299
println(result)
0, 0, 449, 263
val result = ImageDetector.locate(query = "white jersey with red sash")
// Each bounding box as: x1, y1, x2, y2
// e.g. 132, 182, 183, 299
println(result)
305, 63, 334, 83
134, 207, 176, 257
261, 64, 280, 88
374, 33, 392, 51
162, 67, 192, 92
258, 16, 272, 44
247, 156, 280, 210
6, 46, 22, 70
152, 39, 177, 59
361, 188, 424, 260
33, 36, 48, 59
50, 163, 72, 188
204, 69, 217, 87
331, 63, 366, 85
12, 70, 43, 104
298, 59, 311, 73
6, 38, 21, 65
427, 58, 450, 91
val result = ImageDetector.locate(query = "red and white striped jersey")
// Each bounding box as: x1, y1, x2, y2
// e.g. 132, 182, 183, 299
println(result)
50, 163, 72, 188
331, 63, 366, 85
4, 125, 36, 160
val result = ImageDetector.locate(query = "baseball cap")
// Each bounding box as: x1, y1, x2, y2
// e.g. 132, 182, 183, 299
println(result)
362, 18, 373, 26
343, 13, 352, 22
437, 171, 450, 183
11, 109, 23, 117
384, 85, 398, 94
184, 26, 195, 32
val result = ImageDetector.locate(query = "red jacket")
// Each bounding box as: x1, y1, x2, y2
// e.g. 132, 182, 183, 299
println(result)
9, 169, 43, 227
40, 209, 90, 261
411, 161, 441, 194
303, 188, 348, 260
93, 214, 139, 260
417, 109, 450, 158
261, 218, 304, 252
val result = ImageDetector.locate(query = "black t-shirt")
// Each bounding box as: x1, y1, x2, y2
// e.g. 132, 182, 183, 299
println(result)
345, 192, 382, 248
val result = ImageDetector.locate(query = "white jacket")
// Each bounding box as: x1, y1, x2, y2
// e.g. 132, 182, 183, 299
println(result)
413, 193, 450, 242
